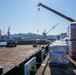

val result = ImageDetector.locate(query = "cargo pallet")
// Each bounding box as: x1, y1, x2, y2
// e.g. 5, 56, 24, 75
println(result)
35, 54, 76, 75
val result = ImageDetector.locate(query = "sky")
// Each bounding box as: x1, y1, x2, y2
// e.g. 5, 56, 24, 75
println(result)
0, 0, 76, 35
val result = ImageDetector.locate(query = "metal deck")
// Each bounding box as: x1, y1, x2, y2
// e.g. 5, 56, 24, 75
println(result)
0, 45, 41, 74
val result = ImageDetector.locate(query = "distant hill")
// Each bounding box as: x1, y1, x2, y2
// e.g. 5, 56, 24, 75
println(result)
11, 33, 57, 41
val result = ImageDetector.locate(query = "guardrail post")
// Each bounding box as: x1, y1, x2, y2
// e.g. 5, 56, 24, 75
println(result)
24, 57, 36, 75
41, 49, 45, 62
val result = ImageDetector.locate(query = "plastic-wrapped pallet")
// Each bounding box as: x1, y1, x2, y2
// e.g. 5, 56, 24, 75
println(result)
49, 51, 69, 64
49, 40, 69, 64
49, 40, 67, 53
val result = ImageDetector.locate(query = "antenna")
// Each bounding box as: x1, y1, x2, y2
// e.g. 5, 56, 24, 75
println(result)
3, 26, 5, 35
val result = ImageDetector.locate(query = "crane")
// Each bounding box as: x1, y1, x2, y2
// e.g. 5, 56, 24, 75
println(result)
7, 26, 10, 40
6, 26, 17, 47
42, 23, 59, 39
37, 3, 75, 22
37, 3, 76, 59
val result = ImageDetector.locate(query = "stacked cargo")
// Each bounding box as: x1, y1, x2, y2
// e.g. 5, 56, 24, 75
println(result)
49, 40, 68, 65
68, 22, 76, 39
68, 22, 76, 58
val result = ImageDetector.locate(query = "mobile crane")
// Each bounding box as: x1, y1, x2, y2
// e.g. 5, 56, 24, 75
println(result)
6, 26, 17, 47
42, 23, 59, 39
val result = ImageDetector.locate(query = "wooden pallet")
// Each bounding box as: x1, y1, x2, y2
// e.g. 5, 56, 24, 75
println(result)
49, 63, 67, 67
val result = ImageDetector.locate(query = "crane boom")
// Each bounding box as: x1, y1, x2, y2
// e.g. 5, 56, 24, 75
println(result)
42, 23, 59, 39
46, 23, 59, 34
38, 3, 75, 22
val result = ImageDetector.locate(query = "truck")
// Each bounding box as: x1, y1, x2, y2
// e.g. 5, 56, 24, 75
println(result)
6, 40, 17, 47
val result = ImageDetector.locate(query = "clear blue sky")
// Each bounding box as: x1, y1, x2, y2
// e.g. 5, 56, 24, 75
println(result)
0, 0, 76, 35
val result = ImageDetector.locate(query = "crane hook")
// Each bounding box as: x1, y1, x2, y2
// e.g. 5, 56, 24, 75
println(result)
38, 8, 40, 11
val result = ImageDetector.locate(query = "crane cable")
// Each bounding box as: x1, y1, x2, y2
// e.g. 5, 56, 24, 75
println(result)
36, 6, 40, 34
